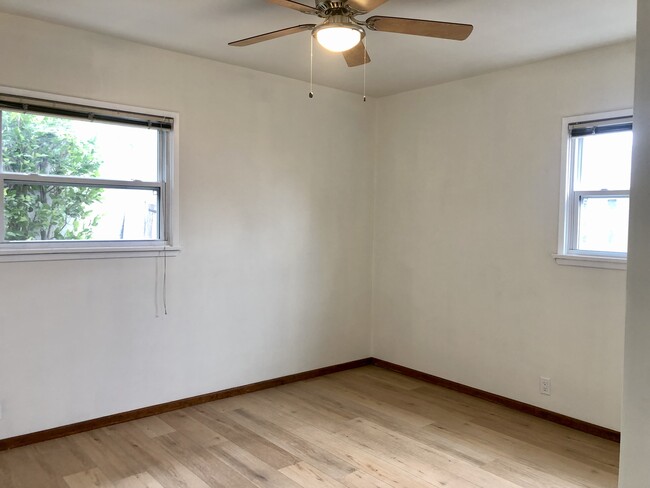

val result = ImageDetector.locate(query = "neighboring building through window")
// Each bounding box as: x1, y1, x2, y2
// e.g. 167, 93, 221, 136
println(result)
0, 90, 177, 260
556, 110, 633, 268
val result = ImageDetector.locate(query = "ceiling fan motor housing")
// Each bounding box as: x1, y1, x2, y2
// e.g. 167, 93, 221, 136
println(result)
316, 1, 350, 16
313, 14, 365, 35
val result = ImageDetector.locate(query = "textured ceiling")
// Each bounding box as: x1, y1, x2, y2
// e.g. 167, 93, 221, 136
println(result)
0, 0, 637, 97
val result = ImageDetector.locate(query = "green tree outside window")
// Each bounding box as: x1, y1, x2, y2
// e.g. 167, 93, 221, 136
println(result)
1, 112, 103, 240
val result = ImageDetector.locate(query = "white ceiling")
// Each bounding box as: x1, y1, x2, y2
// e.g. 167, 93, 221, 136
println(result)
0, 0, 637, 97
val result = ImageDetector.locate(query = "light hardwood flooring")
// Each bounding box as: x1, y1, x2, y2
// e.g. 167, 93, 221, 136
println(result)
0, 366, 619, 487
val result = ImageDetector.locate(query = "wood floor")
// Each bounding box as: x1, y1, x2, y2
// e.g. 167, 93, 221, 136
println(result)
0, 366, 619, 488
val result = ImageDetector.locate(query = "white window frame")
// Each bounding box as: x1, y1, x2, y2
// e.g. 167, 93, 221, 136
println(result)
554, 109, 632, 270
0, 86, 180, 262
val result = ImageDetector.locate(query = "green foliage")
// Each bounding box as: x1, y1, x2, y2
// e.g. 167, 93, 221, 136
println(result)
2, 112, 103, 241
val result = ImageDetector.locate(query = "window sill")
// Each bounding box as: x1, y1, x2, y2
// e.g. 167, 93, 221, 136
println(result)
0, 245, 181, 263
553, 253, 626, 270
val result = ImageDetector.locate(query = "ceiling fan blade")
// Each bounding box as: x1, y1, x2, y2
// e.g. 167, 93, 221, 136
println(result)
366, 16, 473, 40
346, 0, 388, 14
342, 41, 371, 67
266, 0, 320, 15
229, 24, 316, 46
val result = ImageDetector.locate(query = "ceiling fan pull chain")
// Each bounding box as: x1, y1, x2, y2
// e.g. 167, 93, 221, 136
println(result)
309, 34, 314, 99
363, 37, 367, 102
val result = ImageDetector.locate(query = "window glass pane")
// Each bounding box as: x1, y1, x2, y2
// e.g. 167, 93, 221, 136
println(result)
574, 131, 632, 191
3, 183, 159, 241
577, 196, 629, 253
1, 111, 158, 181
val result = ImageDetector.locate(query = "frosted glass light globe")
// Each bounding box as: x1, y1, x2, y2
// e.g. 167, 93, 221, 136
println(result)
315, 26, 362, 53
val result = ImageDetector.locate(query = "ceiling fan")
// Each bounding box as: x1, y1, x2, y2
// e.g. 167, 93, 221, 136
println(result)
229, 0, 473, 67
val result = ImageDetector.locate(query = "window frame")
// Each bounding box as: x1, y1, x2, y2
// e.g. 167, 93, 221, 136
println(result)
0, 86, 180, 262
555, 109, 632, 270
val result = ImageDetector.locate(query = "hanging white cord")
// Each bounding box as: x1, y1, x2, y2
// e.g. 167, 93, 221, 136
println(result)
163, 246, 168, 315
155, 247, 169, 317
309, 35, 314, 99
155, 252, 160, 318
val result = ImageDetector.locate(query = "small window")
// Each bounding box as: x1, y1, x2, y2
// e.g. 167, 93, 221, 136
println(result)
556, 110, 633, 268
0, 90, 177, 260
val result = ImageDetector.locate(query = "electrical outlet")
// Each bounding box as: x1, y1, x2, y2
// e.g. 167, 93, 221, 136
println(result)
540, 377, 551, 395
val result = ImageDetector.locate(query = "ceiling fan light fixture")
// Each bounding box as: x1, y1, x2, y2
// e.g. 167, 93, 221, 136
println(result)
314, 23, 365, 53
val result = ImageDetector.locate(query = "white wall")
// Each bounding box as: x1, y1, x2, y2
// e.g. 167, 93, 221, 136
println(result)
619, 1, 650, 485
372, 42, 636, 430
0, 13, 375, 439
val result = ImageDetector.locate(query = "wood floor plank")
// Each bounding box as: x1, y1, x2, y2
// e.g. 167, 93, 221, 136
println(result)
284, 378, 435, 428
209, 440, 304, 488
227, 407, 357, 480
342, 417, 523, 488
187, 405, 299, 469
428, 419, 619, 487
114, 472, 165, 488
424, 416, 617, 487
132, 416, 176, 439
155, 430, 258, 487
279, 461, 347, 488
341, 470, 394, 488
69, 430, 143, 483
482, 458, 589, 488
157, 409, 226, 447
102, 422, 214, 488
412, 381, 619, 464
0, 366, 620, 488
0, 446, 68, 488
349, 367, 431, 391
30, 436, 96, 478
325, 372, 477, 427
294, 425, 453, 488
258, 387, 356, 433
64, 467, 115, 488
469, 409, 619, 469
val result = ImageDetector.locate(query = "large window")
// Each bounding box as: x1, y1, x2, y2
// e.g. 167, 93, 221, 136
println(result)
556, 110, 633, 268
0, 90, 177, 260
